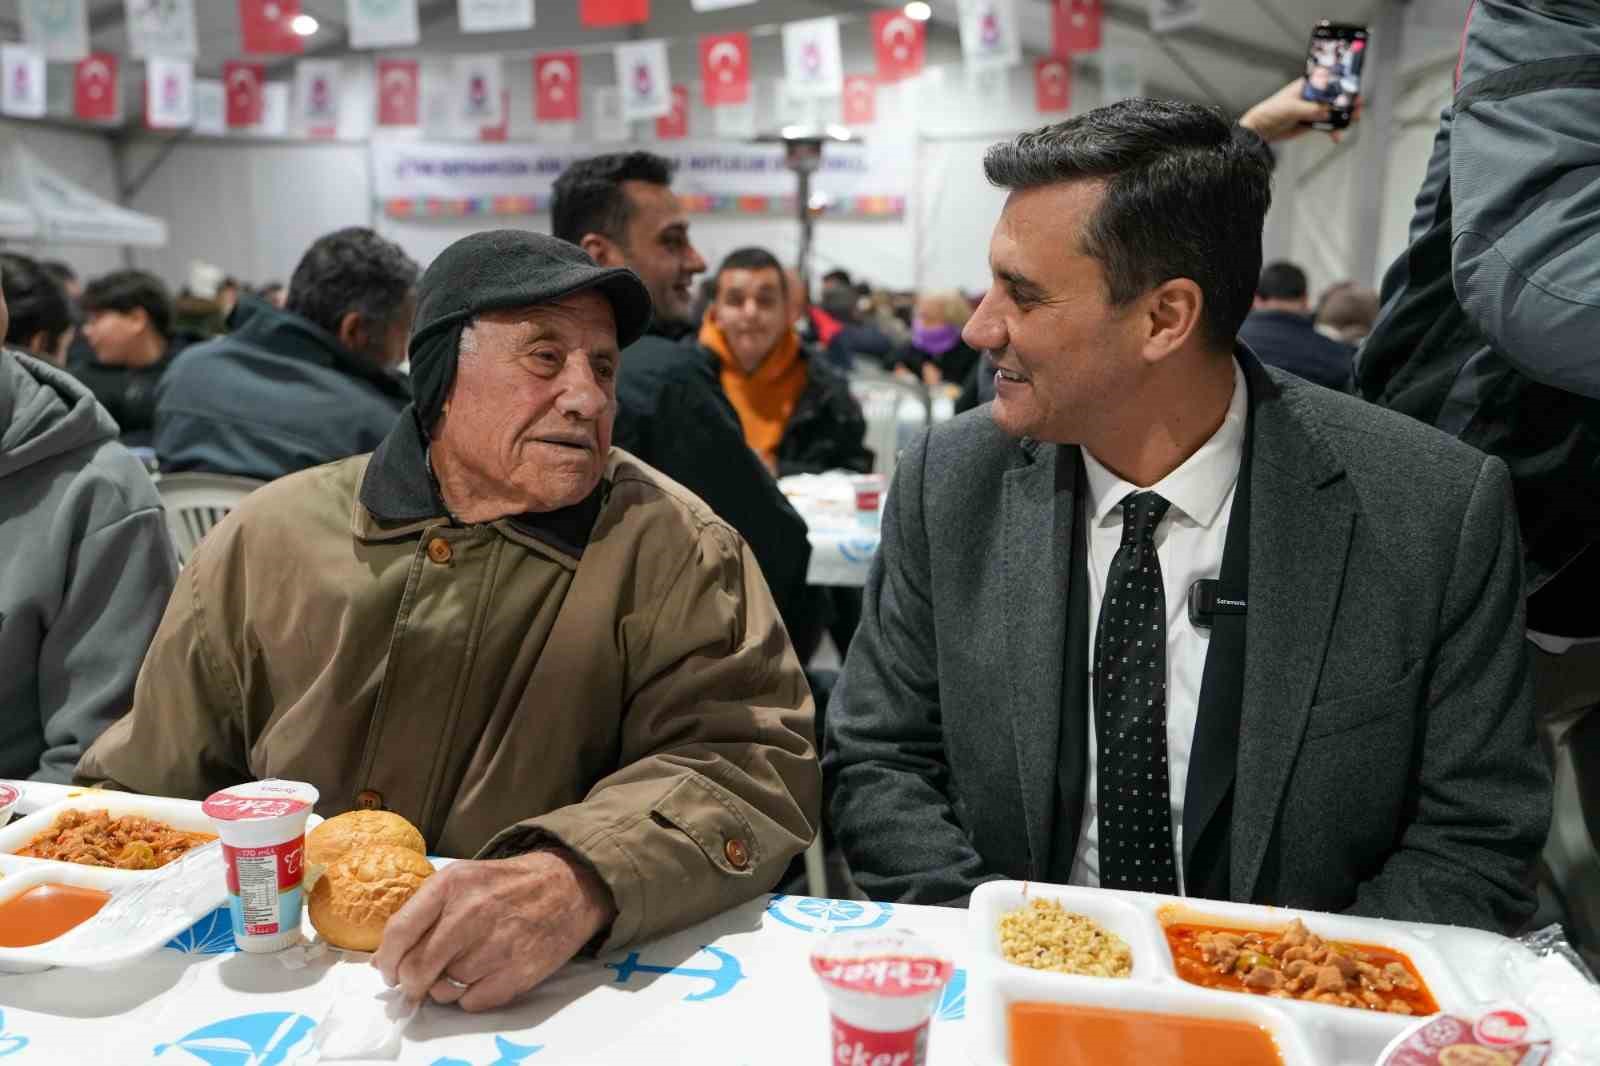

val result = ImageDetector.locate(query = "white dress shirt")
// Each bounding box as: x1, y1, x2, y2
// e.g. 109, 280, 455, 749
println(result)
1067, 360, 1247, 894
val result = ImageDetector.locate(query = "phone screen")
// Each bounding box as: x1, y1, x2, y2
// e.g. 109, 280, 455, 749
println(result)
1301, 22, 1368, 129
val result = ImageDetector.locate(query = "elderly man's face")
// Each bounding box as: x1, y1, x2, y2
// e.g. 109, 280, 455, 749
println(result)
437, 290, 619, 512
963, 181, 1150, 445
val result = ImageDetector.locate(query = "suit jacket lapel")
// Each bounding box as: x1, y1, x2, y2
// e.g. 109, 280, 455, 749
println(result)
1003, 441, 1078, 876
1230, 356, 1356, 901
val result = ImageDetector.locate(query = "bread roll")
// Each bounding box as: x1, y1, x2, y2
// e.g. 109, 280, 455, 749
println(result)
308, 844, 435, 952
306, 810, 425, 869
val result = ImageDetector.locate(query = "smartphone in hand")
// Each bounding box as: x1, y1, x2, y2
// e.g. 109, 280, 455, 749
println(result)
1301, 20, 1367, 130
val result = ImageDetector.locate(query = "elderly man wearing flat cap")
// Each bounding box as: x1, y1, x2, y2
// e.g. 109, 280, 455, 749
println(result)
76, 232, 820, 1010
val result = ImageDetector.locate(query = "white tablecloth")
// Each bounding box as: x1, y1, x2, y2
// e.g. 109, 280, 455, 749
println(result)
779, 474, 882, 588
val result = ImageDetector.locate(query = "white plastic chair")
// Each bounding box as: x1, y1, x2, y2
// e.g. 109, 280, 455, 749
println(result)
848, 373, 930, 483
155, 472, 265, 565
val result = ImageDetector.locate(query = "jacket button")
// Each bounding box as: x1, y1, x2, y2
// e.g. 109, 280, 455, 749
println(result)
356, 789, 383, 810
426, 537, 452, 564
724, 838, 750, 870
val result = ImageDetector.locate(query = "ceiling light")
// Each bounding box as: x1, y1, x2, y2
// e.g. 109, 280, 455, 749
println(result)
904, 1, 933, 20
291, 13, 319, 36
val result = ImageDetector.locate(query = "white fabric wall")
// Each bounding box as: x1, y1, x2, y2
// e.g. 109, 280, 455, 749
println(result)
0, 119, 126, 278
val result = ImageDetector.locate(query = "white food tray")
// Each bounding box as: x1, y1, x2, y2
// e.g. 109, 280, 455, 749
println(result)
967, 881, 1472, 1066
0, 793, 319, 973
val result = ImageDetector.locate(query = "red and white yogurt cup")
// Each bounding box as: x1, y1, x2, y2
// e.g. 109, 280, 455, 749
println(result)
1378, 1002, 1553, 1066
202, 779, 320, 953
0, 783, 19, 828
811, 930, 954, 1066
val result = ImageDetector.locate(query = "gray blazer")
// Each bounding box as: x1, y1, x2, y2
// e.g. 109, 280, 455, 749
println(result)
823, 353, 1550, 934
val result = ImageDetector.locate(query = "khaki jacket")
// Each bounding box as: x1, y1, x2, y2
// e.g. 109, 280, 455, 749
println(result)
78, 422, 819, 949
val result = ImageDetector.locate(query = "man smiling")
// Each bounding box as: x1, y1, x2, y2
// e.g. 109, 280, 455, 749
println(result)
78, 231, 820, 1010
823, 100, 1548, 933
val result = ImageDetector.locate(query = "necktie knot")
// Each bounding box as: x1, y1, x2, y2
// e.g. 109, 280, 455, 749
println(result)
1119, 491, 1170, 547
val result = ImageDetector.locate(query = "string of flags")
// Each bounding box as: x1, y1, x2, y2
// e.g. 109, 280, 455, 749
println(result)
2, 0, 1179, 134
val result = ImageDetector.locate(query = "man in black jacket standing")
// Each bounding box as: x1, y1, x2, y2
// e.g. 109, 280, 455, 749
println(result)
153, 228, 415, 481
553, 152, 822, 657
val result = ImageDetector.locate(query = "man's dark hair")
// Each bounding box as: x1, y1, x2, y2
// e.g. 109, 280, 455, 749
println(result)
1258, 260, 1309, 301
551, 151, 676, 247
286, 228, 418, 348
1, 253, 72, 351
80, 269, 174, 339
714, 248, 787, 297
39, 259, 77, 288
983, 98, 1272, 350
822, 269, 853, 288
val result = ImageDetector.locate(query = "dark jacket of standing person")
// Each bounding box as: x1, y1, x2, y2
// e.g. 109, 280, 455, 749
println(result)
0, 349, 178, 782
69, 270, 190, 448
553, 152, 822, 654
1358, 0, 1600, 640
1238, 262, 1354, 391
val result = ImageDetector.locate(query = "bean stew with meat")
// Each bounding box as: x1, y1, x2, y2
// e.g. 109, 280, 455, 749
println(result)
15, 808, 216, 870
1165, 918, 1439, 1016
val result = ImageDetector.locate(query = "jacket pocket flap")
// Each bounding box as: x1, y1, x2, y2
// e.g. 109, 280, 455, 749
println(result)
651, 774, 760, 877
1305, 660, 1425, 741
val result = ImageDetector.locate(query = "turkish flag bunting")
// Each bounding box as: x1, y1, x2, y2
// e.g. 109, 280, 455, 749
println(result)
842, 75, 876, 125
655, 84, 689, 139
239, 0, 303, 55
1034, 56, 1071, 111
580, 0, 649, 27
699, 32, 749, 106
481, 89, 510, 141
871, 10, 925, 83
376, 59, 419, 126
534, 52, 581, 121
224, 60, 265, 126
74, 52, 119, 120
1052, 0, 1102, 54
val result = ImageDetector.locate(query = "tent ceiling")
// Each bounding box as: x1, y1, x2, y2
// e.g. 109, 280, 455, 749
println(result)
2, 0, 1385, 131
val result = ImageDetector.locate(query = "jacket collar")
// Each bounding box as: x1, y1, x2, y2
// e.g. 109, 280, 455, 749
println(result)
230, 296, 411, 402
354, 409, 606, 560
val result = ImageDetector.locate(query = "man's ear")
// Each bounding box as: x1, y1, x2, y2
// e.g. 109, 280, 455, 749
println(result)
1140, 278, 1205, 365
580, 233, 623, 268
336, 310, 368, 354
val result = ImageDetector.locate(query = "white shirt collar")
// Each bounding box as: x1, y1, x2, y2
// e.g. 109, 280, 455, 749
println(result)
1082, 359, 1247, 530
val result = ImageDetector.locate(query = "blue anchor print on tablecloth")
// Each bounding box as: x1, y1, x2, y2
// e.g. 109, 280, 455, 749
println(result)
154, 1010, 316, 1066
429, 1034, 543, 1066
0, 1010, 26, 1057
765, 894, 895, 933
165, 906, 239, 955
603, 944, 744, 1002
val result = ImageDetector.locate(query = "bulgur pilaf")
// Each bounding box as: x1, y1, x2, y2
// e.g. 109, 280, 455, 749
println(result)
998, 897, 1134, 978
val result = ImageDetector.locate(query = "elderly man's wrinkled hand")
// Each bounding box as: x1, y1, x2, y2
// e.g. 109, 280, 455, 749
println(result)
372, 847, 617, 1013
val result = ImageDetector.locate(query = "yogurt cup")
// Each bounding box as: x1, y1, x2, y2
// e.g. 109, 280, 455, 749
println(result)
202, 780, 319, 953
811, 930, 954, 1066
0, 783, 18, 828
1378, 1002, 1554, 1066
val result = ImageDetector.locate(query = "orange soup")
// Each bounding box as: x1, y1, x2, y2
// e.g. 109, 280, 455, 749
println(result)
0, 884, 110, 947
1008, 1002, 1284, 1066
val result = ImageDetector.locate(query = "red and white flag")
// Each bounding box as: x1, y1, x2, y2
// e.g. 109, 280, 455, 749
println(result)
453, 54, 503, 128
842, 75, 875, 125
655, 84, 688, 139
0, 46, 46, 118
74, 52, 120, 121
872, 10, 925, 83
239, 0, 303, 55
145, 56, 194, 128
1053, 0, 1102, 54
699, 32, 749, 107
224, 60, 265, 127
581, 0, 648, 27
615, 38, 670, 121
534, 52, 580, 121
959, 0, 1021, 73
1034, 56, 1071, 111
376, 58, 418, 126
782, 16, 843, 99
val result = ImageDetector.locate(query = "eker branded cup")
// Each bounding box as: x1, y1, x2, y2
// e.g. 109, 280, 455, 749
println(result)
202, 779, 320, 953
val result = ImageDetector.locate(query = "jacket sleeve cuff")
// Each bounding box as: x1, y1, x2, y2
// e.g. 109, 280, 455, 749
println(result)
477, 814, 648, 951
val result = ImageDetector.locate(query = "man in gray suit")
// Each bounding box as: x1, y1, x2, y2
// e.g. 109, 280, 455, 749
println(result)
823, 99, 1550, 934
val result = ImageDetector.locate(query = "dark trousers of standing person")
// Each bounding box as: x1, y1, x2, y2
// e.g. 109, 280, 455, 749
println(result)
1533, 640, 1600, 970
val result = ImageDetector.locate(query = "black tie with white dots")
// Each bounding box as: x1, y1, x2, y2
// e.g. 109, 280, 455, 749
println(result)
1094, 490, 1179, 894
